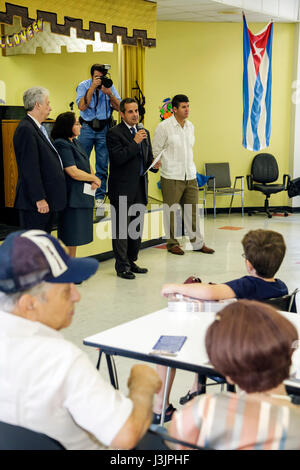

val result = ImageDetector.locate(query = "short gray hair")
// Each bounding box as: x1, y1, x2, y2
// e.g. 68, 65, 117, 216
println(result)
23, 87, 49, 112
0, 282, 52, 313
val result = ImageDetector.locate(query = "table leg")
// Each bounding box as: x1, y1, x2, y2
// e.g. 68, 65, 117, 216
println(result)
106, 354, 118, 389
160, 366, 171, 426
198, 374, 207, 394
96, 349, 103, 370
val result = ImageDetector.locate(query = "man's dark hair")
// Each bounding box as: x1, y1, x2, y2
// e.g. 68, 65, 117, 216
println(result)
90, 64, 106, 76
120, 98, 138, 114
242, 229, 286, 278
172, 94, 189, 109
51, 112, 76, 141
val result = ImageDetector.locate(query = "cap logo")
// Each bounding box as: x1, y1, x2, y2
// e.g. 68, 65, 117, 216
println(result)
21, 230, 67, 278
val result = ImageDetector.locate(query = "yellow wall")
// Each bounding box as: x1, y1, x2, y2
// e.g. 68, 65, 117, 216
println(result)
0, 19, 295, 212
0, 46, 119, 115
0, 45, 119, 169
145, 21, 295, 208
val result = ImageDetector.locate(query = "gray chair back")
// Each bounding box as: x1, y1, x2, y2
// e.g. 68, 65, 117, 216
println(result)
205, 163, 231, 188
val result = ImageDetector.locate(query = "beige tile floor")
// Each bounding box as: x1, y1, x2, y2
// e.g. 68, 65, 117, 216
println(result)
63, 212, 300, 412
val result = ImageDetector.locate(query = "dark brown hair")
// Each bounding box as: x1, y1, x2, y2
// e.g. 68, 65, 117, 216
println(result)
242, 229, 286, 278
90, 63, 107, 76
120, 97, 138, 114
172, 94, 189, 109
205, 300, 298, 393
51, 112, 76, 141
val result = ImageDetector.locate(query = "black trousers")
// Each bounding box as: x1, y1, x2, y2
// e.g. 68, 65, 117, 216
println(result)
19, 210, 57, 233
110, 178, 147, 273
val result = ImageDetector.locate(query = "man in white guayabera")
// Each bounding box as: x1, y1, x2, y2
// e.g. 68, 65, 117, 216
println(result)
152, 94, 214, 256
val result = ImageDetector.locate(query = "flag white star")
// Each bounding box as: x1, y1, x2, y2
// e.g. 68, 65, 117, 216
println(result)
253, 40, 264, 60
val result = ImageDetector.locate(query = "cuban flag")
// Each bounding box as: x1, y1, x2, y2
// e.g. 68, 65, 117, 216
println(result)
243, 15, 273, 151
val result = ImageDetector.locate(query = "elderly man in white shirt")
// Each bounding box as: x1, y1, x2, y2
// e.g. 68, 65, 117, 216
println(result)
0, 229, 161, 450
152, 94, 214, 256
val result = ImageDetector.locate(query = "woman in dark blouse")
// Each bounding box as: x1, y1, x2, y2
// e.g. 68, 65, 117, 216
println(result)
52, 112, 100, 257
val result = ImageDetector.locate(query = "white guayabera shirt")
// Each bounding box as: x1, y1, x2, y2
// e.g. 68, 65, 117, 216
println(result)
0, 310, 133, 450
152, 114, 197, 181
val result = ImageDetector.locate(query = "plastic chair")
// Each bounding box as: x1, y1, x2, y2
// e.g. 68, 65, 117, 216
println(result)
0, 421, 65, 450
247, 153, 290, 218
261, 288, 298, 313
204, 163, 244, 218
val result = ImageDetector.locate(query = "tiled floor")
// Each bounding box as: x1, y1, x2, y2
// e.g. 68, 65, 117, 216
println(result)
63, 212, 300, 411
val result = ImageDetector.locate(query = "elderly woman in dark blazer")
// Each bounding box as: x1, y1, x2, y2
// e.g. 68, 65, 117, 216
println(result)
51, 112, 101, 257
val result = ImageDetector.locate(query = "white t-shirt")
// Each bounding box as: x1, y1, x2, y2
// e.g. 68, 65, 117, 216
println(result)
0, 310, 133, 450
152, 115, 197, 181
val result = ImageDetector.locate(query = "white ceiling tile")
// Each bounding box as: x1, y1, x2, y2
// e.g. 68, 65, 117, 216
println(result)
218, 0, 242, 6
278, 0, 299, 20
156, 0, 299, 22
262, 0, 279, 16
242, 0, 263, 10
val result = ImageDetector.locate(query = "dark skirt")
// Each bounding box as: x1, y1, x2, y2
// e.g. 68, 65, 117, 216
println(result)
57, 207, 93, 246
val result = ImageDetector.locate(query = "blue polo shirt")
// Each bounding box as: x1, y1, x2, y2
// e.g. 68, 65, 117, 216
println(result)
225, 275, 288, 300
76, 79, 121, 121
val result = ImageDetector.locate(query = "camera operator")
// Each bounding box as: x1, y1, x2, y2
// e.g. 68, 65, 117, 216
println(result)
76, 64, 121, 208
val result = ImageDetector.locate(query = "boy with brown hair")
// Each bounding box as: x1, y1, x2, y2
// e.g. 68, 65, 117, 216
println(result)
154, 229, 288, 424
161, 229, 287, 301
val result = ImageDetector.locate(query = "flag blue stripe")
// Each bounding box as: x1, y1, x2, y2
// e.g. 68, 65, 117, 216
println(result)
265, 25, 273, 146
251, 73, 264, 151
242, 16, 251, 149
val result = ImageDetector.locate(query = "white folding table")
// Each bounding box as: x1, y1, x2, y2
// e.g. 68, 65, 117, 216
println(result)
83, 308, 300, 424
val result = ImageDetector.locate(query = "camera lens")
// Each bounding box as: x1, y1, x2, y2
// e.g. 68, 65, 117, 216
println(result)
101, 77, 113, 88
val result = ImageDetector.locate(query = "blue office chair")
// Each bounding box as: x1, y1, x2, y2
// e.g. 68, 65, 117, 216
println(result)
0, 421, 65, 450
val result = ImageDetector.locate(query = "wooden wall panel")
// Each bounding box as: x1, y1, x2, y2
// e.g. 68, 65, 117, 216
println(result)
2, 120, 19, 207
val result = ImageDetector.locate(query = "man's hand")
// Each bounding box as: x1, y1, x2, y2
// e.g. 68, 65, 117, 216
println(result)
153, 160, 162, 169
36, 199, 49, 214
111, 365, 162, 449
101, 86, 113, 96
134, 130, 147, 145
128, 364, 162, 394
91, 75, 102, 91
91, 177, 101, 190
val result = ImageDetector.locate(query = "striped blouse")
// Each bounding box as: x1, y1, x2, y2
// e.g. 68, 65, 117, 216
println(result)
172, 392, 300, 450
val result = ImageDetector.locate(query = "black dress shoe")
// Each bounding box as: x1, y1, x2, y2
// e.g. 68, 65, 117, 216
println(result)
117, 271, 136, 280
130, 263, 148, 274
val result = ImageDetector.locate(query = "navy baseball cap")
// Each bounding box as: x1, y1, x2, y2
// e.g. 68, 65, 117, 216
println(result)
0, 230, 99, 294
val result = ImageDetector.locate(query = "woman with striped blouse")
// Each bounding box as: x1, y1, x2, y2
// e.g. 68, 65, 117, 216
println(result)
170, 300, 300, 450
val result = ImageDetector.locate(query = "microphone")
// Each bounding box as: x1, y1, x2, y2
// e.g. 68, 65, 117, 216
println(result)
137, 122, 148, 145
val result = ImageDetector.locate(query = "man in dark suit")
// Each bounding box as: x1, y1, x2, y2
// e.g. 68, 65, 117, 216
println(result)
13, 87, 66, 232
107, 98, 159, 279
